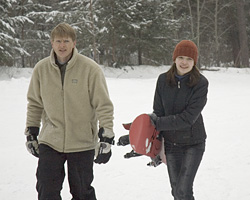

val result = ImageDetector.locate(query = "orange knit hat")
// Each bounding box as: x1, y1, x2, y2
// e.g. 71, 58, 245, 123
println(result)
172, 40, 198, 64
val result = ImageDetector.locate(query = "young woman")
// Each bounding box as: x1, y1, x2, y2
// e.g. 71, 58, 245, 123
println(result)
151, 40, 208, 200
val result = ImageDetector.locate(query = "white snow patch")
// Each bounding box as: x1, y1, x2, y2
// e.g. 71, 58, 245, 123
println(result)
0, 66, 250, 199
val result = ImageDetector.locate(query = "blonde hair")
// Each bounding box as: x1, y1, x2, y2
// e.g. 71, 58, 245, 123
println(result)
50, 23, 76, 41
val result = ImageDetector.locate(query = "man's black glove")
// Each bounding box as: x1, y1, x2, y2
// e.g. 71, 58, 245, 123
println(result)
25, 127, 39, 158
94, 128, 114, 164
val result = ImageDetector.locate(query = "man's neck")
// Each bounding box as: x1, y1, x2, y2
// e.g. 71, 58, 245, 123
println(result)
54, 51, 73, 66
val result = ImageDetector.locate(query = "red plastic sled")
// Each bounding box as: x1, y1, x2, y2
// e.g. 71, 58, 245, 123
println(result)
129, 114, 162, 159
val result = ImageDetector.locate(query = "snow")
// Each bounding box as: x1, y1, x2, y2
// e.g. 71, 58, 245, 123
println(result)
1, 65, 250, 200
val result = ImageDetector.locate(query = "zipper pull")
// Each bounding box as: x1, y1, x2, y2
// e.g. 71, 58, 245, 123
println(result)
178, 81, 180, 88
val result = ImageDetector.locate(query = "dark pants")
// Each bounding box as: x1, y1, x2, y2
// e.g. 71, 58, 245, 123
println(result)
36, 144, 97, 200
165, 142, 205, 200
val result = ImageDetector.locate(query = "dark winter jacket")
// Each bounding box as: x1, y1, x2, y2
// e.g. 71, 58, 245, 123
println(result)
153, 72, 208, 145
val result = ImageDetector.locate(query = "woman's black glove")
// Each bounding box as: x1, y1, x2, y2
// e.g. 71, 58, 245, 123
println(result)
148, 113, 158, 127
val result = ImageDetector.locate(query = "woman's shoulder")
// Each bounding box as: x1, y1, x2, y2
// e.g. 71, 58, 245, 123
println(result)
158, 72, 167, 81
199, 73, 209, 86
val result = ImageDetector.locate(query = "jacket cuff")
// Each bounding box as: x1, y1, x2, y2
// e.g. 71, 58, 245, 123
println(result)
102, 128, 115, 139
25, 127, 39, 136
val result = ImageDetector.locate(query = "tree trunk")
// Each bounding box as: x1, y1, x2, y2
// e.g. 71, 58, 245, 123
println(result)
230, 29, 241, 67
111, 3, 117, 66
187, 0, 194, 39
89, 0, 98, 62
214, 0, 220, 67
138, 29, 142, 65
235, 0, 249, 67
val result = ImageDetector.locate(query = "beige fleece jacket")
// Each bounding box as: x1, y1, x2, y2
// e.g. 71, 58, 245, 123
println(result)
26, 48, 114, 153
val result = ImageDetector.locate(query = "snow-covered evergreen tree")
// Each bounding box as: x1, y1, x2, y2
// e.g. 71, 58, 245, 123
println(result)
0, 0, 249, 67
96, 0, 180, 66
58, 0, 100, 61
0, 0, 23, 66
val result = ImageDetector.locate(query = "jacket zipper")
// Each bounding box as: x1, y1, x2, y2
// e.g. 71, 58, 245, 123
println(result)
58, 66, 66, 152
61, 88, 66, 152
178, 81, 180, 89
173, 81, 181, 137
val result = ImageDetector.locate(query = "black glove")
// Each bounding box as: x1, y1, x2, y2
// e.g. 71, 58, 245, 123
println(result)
148, 113, 158, 127
94, 128, 114, 164
117, 134, 130, 146
25, 127, 39, 158
124, 150, 142, 158
147, 155, 162, 167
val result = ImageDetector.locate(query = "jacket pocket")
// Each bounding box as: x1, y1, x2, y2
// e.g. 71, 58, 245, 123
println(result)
73, 122, 96, 144
163, 129, 192, 144
39, 117, 55, 139
191, 116, 206, 142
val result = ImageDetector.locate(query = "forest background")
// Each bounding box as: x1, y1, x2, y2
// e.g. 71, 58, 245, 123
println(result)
0, 0, 249, 68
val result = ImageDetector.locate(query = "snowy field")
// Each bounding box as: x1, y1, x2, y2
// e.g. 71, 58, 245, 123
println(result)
0, 65, 250, 200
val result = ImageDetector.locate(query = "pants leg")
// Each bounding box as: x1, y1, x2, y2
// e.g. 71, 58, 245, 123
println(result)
67, 149, 97, 200
165, 142, 205, 200
36, 144, 66, 200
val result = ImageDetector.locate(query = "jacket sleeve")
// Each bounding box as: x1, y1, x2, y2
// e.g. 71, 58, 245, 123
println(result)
26, 67, 44, 128
153, 76, 165, 117
156, 76, 208, 131
89, 67, 114, 138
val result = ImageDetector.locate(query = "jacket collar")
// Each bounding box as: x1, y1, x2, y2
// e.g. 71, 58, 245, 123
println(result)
50, 48, 78, 70
175, 73, 190, 81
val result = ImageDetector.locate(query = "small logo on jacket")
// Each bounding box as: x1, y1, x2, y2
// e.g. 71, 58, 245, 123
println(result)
72, 79, 78, 84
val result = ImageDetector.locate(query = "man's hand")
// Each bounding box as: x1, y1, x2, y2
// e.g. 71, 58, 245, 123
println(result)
25, 127, 39, 158
94, 128, 114, 164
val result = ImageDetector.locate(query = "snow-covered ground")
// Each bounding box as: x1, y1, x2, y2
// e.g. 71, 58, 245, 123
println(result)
1, 65, 250, 200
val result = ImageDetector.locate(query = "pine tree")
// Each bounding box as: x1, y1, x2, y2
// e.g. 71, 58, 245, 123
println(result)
96, 0, 180, 66
0, 0, 23, 66
59, 0, 100, 61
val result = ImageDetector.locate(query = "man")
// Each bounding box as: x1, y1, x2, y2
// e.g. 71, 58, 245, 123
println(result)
25, 23, 114, 200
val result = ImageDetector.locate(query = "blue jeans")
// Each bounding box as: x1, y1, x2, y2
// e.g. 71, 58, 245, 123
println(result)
165, 142, 205, 200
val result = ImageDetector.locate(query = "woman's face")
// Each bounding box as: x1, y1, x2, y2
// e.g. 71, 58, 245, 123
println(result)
175, 56, 194, 76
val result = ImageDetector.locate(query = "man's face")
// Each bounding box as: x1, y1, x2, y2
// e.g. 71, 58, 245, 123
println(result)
51, 36, 76, 63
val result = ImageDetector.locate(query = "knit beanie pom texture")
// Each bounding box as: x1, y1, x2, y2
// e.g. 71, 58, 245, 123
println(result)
172, 40, 198, 64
